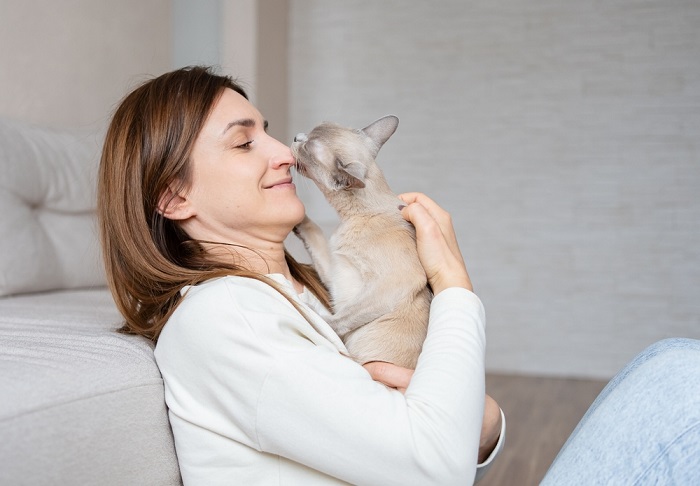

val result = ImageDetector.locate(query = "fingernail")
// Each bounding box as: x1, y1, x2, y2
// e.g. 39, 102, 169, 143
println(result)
398, 204, 406, 211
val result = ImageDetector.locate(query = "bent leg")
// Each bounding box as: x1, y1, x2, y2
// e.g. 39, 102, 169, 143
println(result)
541, 338, 700, 485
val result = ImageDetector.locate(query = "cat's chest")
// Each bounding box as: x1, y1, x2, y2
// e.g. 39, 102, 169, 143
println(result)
329, 215, 415, 254
333, 214, 391, 235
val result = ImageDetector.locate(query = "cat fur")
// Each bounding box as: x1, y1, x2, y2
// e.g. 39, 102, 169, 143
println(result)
291, 115, 431, 368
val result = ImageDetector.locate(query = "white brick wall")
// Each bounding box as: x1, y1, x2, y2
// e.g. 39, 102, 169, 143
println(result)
288, 0, 700, 378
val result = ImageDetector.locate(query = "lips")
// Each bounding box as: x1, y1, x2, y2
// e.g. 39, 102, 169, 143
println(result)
265, 177, 294, 189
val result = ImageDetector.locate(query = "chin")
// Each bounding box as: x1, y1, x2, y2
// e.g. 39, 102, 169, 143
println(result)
283, 197, 306, 227
292, 200, 306, 225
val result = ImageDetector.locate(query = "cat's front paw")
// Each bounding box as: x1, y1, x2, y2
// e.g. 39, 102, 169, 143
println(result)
293, 215, 321, 240
293, 215, 332, 282
292, 215, 308, 239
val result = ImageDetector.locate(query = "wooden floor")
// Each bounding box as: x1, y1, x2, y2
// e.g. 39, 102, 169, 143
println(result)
479, 373, 607, 486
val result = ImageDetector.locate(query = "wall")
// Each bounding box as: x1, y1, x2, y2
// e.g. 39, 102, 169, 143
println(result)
172, 0, 220, 70
288, 0, 700, 378
0, 0, 171, 129
171, 0, 289, 142
2, 0, 697, 379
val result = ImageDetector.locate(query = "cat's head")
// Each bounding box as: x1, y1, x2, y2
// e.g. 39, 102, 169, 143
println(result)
291, 115, 399, 191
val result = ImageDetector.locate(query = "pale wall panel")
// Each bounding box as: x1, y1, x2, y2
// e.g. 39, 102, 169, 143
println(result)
288, 0, 700, 378
173, 0, 219, 69
0, 0, 171, 129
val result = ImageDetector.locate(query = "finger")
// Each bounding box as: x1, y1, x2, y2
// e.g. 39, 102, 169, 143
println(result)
401, 201, 473, 292
401, 201, 463, 266
399, 193, 454, 238
363, 361, 414, 390
398, 192, 441, 214
400, 202, 445, 244
398, 192, 444, 217
398, 192, 421, 205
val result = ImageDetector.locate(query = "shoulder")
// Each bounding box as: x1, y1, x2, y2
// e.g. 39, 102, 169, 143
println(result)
156, 276, 318, 359
184, 274, 289, 299
175, 275, 297, 320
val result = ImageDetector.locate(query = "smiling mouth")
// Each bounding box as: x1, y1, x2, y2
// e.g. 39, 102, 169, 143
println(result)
265, 178, 294, 189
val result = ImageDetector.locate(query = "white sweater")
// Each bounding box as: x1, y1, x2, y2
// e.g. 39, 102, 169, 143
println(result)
154, 274, 505, 485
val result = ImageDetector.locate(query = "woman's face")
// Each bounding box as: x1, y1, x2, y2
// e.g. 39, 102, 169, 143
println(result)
177, 88, 305, 248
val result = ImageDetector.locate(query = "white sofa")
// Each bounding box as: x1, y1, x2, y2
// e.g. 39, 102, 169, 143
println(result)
0, 118, 181, 485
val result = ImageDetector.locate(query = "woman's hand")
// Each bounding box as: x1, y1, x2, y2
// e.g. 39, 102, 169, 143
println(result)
365, 361, 502, 463
479, 394, 503, 463
398, 193, 472, 295
363, 361, 414, 393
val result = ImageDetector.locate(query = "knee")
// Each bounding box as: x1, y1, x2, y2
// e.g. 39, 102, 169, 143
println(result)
642, 337, 700, 358
618, 338, 700, 389
634, 338, 700, 386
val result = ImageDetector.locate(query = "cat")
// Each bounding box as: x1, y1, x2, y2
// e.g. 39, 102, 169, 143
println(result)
291, 115, 431, 369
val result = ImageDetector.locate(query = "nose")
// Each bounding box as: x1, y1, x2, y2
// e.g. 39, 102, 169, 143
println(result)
268, 135, 296, 169
294, 133, 307, 143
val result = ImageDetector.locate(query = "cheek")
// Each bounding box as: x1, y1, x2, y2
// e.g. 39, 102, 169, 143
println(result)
190, 167, 256, 215
218, 163, 261, 194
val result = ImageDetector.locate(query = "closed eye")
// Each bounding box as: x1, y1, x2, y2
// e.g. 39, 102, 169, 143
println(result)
234, 140, 254, 150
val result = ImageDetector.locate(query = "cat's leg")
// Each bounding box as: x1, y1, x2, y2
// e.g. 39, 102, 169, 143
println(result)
329, 304, 390, 337
293, 215, 333, 284
325, 254, 396, 337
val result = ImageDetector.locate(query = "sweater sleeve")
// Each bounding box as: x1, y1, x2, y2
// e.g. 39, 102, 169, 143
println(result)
156, 278, 497, 485
255, 287, 489, 485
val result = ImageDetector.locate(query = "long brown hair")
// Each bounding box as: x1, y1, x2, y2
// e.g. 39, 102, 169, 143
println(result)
98, 66, 330, 341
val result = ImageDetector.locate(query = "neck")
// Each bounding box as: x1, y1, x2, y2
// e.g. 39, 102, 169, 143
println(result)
201, 239, 293, 280
323, 177, 400, 218
182, 219, 303, 292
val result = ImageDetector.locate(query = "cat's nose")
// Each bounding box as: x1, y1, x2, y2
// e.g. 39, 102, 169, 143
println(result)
294, 133, 307, 143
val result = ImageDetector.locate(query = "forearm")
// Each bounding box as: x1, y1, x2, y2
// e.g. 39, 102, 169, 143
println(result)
257, 288, 488, 484
405, 287, 487, 479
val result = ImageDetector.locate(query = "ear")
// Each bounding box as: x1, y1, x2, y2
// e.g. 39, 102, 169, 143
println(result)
157, 184, 195, 221
361, 115, 399, 155
335, 159, 367, 189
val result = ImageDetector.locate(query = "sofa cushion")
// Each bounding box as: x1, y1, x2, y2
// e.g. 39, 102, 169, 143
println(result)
0, 118, 106, 296
0, 289, 181, 484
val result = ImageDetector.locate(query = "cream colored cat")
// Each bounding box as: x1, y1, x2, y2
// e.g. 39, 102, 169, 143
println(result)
291, 115, 431, 368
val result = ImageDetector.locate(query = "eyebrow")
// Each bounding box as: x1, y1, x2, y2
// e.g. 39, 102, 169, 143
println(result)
221, 118, 269, 136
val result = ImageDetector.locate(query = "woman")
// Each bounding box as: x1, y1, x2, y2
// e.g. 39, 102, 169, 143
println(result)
98, 66, 504, 484
99, 66, 700, 485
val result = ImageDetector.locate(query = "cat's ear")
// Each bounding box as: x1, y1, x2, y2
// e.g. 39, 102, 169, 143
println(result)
336, 159, 367, 189
361, 115, 399, 155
